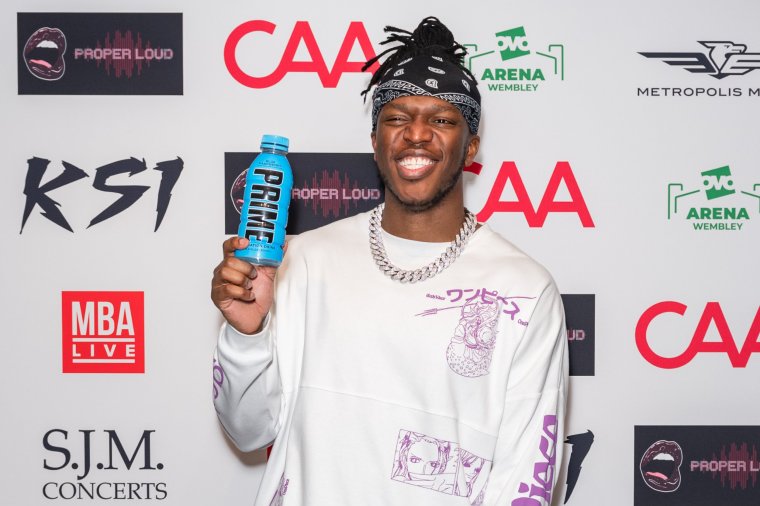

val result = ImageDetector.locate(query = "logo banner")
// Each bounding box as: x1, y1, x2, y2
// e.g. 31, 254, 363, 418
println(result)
18, 13, 183, 95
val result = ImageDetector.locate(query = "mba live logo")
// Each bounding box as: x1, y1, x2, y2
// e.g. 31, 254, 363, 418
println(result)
62, 292, 144, 373
667, 165, 760, 232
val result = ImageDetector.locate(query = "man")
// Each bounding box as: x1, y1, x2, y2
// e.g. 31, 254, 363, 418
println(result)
212, 17, 567, 506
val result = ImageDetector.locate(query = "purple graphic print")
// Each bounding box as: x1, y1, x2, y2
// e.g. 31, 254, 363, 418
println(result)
418, 288, 536, 377
418, 288, 535, 326
391, 430, 489, 500
512, 415, 558, 506
472, 479, 488, 506
269, 473, 289, 506
446, 299, 500, 377
212, 359, 225, 400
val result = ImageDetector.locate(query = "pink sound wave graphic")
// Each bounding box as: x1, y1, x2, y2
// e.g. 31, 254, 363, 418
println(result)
710, 442, 760, 490
294, 169, 380, 218
94, 31, 153, 78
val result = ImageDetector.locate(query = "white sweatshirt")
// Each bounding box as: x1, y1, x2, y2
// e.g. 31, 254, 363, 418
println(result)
214, 211, 568, 506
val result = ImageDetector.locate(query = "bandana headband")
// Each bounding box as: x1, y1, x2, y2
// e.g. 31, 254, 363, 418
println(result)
370, 55, 481, 134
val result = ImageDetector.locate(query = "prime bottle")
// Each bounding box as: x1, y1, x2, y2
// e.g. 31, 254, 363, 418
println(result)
235, 135, 292, 266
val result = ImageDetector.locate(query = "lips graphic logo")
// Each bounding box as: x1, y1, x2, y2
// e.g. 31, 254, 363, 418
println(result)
24, 27, 67, 80
640, 440, 683, 492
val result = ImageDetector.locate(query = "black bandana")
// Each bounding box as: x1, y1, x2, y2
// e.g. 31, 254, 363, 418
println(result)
370, 54, 481, 134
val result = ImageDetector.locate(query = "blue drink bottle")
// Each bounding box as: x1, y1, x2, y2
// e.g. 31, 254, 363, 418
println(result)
235, 134, 292, 266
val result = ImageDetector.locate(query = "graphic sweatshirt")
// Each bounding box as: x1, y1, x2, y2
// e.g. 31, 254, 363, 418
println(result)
214, 211, 568, 506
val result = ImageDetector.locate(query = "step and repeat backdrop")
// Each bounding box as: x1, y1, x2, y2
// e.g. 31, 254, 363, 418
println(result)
2, 1, 758, 505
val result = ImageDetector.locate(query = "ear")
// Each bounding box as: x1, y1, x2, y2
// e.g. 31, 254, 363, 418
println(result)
464, 135, 480, 166
371, 131, 377, 162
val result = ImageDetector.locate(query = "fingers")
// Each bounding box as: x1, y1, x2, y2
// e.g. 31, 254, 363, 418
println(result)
223, 236, 249, 257
211, 252, 258, 307
211, 281, 256, 304
215, 264, 255, 288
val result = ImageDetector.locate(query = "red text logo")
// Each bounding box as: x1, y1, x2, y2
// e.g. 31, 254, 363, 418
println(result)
62, 291, 145, 373
636, 301, 760, 368
224, 20, 378, 88
472, 161, 594, 227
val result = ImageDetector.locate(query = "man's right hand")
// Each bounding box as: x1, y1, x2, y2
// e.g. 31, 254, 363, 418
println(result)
211, 237, 277, 335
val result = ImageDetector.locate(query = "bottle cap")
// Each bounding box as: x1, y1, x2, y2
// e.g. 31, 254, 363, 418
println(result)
260, 134, 289, 153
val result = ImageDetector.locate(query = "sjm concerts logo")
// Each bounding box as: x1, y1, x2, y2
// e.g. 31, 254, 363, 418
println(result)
42, 428, 166, 500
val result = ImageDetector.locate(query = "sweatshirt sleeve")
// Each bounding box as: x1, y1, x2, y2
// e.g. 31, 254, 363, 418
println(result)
483, 280, 568, 506
212, 241, 308, 453
213, 317, 282, 452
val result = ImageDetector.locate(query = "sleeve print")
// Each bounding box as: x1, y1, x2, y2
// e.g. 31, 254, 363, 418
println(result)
510, 415, 560, 505
483, 280, 568, 506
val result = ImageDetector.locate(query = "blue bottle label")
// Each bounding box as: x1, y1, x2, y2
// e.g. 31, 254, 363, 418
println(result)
235, 153, 292, 266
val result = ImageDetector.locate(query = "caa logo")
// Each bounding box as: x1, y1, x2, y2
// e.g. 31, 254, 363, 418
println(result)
224, 20, 378, 88
467, 161, 594, 227
636, 302, 760, 368
61, 291, 144, 373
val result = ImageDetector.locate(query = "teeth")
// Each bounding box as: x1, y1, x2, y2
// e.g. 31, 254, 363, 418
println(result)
398, 157, 433, 170
37, 40, 58, 49
653, 453, 674, 461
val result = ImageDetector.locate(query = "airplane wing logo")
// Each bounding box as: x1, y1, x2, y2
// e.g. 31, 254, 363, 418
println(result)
640, 41, 760, 79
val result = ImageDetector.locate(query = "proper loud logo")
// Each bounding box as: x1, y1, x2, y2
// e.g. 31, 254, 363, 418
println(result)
225, 152, 383, 235
635, 426, 760, 506
18, 13, 182, 95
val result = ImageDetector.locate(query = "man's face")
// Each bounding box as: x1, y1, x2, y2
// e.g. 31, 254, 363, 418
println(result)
371, 95, 480, 213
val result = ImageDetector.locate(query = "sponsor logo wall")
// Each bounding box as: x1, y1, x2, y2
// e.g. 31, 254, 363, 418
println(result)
1, 2, 756, 505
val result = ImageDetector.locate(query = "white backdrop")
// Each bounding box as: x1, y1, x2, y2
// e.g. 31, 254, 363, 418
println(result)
2, 1, 759, 505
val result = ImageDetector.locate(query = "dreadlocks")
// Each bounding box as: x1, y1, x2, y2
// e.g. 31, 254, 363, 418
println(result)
360, 17, 482, 134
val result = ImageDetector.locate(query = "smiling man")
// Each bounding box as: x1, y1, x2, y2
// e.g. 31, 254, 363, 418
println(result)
211, 17, 568, 506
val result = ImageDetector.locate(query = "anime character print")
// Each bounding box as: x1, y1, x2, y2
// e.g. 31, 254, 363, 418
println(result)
391, 429, 489, 500
446, 299, 500, 377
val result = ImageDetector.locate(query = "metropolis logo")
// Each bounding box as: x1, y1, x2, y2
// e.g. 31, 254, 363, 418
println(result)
640, 41, 760, 80
61, 291, 145, 373
637, 39, 760, 98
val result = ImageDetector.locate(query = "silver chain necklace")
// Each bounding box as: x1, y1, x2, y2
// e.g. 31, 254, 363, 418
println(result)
368, 203, 477, 283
